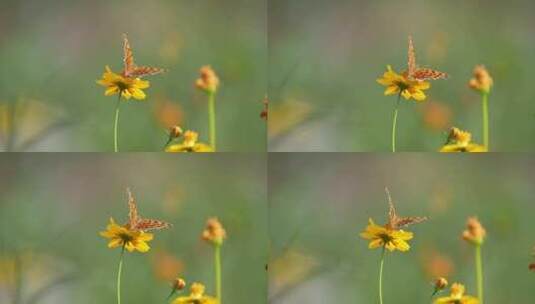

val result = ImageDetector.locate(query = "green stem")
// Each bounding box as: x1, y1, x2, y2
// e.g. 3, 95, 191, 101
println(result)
165, 289, 176, 302
481, 93, 489, 150
113, 94, 122, 152
117, 246, 125, 304
215, 244, 222, 303
378, 247, 386, 304
208, 92, 216, 151
475, 245, 484, 303
391, 93, 401, 152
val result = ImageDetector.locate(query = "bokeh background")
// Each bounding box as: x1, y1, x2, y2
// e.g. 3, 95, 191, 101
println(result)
0, 154, 267, 303
268, 0, 535, 151
0, 0, 266, 151
269, 153, 535, 303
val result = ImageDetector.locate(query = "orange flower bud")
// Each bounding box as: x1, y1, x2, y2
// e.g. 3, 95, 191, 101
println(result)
462, 217, 486, 245
468, 65, 493, 94
195, 66, 220, 94
201, 217, 226, 246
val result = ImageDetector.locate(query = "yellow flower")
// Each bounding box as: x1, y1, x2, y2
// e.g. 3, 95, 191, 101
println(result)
97, 66, 150, 100
195, 65, 220, 94
171, 282, 218, 304
468, 65, 493, 94
360, 218, 413, 252
99, 218, 154, 253
434, 283, 479, 304
377, 65, 431, 102
462, 217, 486, 246
439, 127, 487, 152
201, 217, 227, 246
165, 130, 214, 153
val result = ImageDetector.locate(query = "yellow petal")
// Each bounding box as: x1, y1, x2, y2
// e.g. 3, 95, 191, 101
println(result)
139, 232, 154, 241
410, 90, 426, 101
368, 238, 384, 249
385, 241, 396, 251
391, 229, 413, 240
121, 90, 132, 99
401, 89, 412, 100
392, 239, 410, 251
135, 79, 150, 89
377, 77, 392, 86
105, 86, 119, 96
384, 85, 399, 96
130, 88, 146, 100
125, 242, 136, 252
108, 238, 123, 248
135, 241, 150, 253
414, 81, 431, 90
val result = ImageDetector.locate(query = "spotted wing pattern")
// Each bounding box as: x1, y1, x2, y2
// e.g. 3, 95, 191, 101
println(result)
129, 66, 165, 78
407, 35, 416, 77
134, 218, 171, 231
411, 68, 448, 81
123, 34, 135, 76
406, 35, 448, 81
122, 34, 165, 78
385, 187, 427, 229
126, 188, 171, 232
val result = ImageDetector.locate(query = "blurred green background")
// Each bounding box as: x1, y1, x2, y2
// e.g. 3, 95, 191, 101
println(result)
269, 153, 535, 303
0, 0, 266, 151
0, 154, 267, 303
268, 0, 535, 151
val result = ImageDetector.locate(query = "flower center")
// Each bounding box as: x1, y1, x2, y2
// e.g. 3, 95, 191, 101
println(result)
113, 80, 130, 91
118, 232, 134, 242
379, 233, 393, 244
395, 80, 409, 91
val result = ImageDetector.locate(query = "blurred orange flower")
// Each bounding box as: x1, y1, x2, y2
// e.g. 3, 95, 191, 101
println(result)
421, 101, 452, 131
152, 250, 184, 282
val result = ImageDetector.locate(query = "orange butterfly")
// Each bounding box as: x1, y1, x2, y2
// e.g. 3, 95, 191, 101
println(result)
126, 188, 171, 232
385, 187, 427, 230
407, 35, 448, 81
122, 34, 165, 78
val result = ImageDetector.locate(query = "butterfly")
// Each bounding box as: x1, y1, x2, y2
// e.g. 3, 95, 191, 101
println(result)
126, 188, 171, 232
385, 187, 427, 230
406, 35, 448, 81
122, 34, 165, 78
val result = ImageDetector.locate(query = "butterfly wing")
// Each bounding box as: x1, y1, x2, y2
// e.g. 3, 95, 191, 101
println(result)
394, 216, 428, 228
385, 187, 397, 225
130, 66, 166, 78
127, 188, 139, 229
412, 68, 448, 81
135, 218, 171, 231
407, 35, 416, 77
123, 34, 135, 76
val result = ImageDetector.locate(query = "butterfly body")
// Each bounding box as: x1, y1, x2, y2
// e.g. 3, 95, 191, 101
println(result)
126, 188, 171, 232
122, 34, 165, 78
406, 35, 448, 82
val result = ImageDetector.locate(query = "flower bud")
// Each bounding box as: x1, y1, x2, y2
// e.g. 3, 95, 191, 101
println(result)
462, 217, 486, 246
468, 65, 493, 94
172, 278, 186, 291
169, 125, 183, 139
201, 217, 226, 246
195, 66, 220, 94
